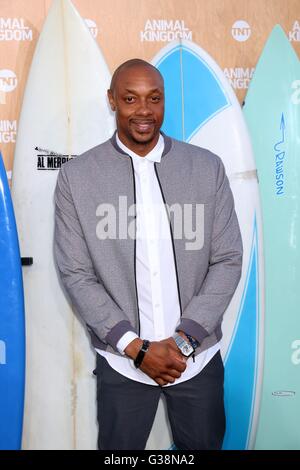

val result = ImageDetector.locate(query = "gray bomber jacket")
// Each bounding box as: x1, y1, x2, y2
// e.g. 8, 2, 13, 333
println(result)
54, 133, 243, 357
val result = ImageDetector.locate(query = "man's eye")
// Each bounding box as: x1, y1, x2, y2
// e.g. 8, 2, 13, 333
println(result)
125, 96, 135, 103
151, 96, 160, 102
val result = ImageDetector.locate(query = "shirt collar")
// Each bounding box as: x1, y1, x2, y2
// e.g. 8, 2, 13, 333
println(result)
116, 133, 164, 163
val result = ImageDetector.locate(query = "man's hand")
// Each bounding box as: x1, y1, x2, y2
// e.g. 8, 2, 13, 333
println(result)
125, 337, 186, 386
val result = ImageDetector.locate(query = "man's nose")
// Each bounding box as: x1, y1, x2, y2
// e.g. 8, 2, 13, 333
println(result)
136, 99, 152, 115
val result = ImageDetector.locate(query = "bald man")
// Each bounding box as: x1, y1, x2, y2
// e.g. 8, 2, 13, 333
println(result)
54, 59, 243, 450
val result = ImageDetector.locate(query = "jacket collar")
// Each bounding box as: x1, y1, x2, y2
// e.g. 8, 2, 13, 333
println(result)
110, 131, 172, 159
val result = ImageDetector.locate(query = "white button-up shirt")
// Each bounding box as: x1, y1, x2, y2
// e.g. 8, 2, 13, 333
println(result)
96, 134, 220, 386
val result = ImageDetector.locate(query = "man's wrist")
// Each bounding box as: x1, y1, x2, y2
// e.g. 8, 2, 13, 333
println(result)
173, 333, 194, 357
117, 331, 139, 355
124, 338, 143, 360
177, 331, 200, 349
177, 331, 190, 343
133, 339, 150, 368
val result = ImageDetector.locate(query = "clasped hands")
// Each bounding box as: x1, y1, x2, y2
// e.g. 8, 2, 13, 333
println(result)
125, 335, 187, 386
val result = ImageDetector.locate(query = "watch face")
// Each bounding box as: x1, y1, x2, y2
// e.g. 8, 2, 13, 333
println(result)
174, 334, 194, 357
181, 343, 194, 357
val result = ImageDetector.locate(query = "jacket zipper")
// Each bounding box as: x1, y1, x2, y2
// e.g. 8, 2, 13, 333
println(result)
154, 163, 183, 318
128, 157, 141, 336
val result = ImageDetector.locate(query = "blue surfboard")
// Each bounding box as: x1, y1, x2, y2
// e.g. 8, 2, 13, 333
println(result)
244, 25, 300, 450
0, 151, 25, 450
153, 40, 264, 449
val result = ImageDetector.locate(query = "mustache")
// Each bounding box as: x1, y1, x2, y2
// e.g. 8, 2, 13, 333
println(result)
130, 118, 156, 123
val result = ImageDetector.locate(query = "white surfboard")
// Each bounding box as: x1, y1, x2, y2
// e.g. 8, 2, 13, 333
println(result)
11, 0, 114, 449
152, 40, 264, 449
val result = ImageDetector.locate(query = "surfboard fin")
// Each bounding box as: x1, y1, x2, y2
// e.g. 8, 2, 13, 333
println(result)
21, 257, 33, 266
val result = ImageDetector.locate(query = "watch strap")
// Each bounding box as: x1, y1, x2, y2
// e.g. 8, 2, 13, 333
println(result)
134, 339, 150, 368
185, 333, 200, 349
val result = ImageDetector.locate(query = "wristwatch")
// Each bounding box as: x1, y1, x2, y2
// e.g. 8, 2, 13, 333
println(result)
173, 333, 194, 357
134, 339, 150, 368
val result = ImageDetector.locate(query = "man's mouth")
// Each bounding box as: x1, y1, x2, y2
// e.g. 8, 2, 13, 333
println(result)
131, 120, 155, 133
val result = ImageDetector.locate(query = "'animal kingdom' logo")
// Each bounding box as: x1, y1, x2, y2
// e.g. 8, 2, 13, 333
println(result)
289, 21, 300, 42
0, 17, 33, 41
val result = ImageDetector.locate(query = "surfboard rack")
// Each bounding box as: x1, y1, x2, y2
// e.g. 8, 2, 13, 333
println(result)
21, 257, 33, 266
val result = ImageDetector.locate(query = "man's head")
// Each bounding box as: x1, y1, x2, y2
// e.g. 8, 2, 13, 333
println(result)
107, 59, 164, 156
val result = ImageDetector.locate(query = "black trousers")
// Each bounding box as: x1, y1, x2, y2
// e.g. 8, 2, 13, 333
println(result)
95, 351, 225, 450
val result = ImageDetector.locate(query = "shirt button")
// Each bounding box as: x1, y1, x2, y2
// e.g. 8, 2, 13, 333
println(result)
152, 271, 158, 277
154, 303, 160, 309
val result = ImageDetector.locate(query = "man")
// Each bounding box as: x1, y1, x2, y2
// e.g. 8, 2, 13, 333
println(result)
54, 59, 243, 450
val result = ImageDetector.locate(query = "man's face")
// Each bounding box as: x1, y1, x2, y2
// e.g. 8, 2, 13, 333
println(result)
108, 65, 164, 156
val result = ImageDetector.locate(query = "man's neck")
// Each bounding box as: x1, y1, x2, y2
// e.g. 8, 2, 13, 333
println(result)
116, 134, 160, 157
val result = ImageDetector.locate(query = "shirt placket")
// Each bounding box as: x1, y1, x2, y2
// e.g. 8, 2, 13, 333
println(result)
139, 159, 165, 340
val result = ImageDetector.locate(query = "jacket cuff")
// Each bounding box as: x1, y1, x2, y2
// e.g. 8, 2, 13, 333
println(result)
176, 318, 209, 345
105, 320, 137, 350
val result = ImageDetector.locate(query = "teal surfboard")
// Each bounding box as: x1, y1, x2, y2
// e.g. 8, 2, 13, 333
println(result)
0, 151, 25, 449
152, 40, 264, 450
244, 25, 300, 450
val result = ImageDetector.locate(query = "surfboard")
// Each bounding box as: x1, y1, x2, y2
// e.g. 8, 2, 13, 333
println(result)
244, 25, 300, 450
152, 39, 264, 450
0, 151, 25, 450
11, 0, 114, 449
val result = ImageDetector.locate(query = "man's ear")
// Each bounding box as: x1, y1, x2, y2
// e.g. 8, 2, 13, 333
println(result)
107, 89, 116, 111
